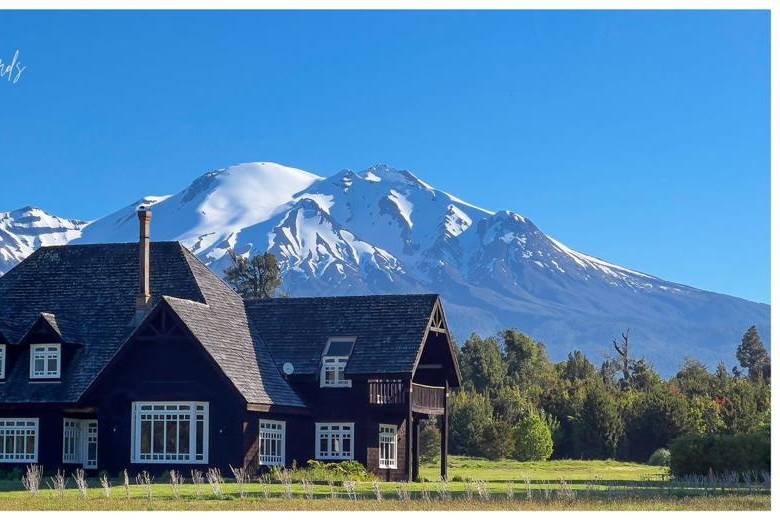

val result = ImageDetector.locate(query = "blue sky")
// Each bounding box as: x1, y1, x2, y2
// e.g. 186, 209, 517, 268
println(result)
0, 10, 769, 303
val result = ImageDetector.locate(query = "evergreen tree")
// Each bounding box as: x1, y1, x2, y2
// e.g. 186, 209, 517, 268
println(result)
736, 326, 770, 381
449, 391, 494, 456
573, 384, 624, 459
560, 350, 597, 382
459, 334, 507, 393
224, 249, 282, 299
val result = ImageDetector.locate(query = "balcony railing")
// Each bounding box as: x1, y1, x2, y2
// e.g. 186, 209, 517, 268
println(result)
368, 379, 406, 405
411, 383, 445, 415
368, 380, 446, 415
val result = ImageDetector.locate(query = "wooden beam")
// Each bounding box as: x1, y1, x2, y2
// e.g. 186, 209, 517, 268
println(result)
412, 417, 420, 482
407, 379, 414, 482
440, 380, 449, 481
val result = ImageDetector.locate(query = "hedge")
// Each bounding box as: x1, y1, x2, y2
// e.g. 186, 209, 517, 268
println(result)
669, 431, 770, 476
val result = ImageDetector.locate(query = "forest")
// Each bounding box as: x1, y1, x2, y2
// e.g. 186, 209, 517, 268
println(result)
420, 326, 770, 471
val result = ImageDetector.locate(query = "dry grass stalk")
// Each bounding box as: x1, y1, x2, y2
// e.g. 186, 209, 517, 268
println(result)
135, 470, 154, 500
72, 468, 88, 499
436, 476, 450, 501
505, 481, 514, 500
229, 465, 250, 499
280, 469, 293, 499
258, 473, 272, 500
396, 482, 410, 502
191, 469, 205, 498
302, 478, 315, 500
122, 469, 130, 499
48, 469, 68, 499
475, 480, 489, 501
463, 479, 474, 500
343, 480, 357, 501
99, 472, 112, 498
206, 467, 224, 498
169, 470, 184, 499
372, 480, 382, 501
22, 464, 43, 496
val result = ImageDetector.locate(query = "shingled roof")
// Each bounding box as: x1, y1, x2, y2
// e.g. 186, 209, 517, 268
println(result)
244, 294, 441, 376
0, 242, 303, 407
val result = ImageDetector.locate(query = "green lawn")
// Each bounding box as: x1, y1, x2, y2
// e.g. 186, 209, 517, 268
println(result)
0, 457, 770, 511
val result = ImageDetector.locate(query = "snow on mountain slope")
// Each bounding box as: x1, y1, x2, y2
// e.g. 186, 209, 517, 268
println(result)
0, 207, 87, 275
0, 161, 769, 374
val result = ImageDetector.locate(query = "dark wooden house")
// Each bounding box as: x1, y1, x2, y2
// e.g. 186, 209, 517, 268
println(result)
0, 209, 461, 481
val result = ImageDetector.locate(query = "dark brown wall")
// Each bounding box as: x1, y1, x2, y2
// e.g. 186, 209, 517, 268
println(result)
286, 375, 411, 480
86, 332, 247, 475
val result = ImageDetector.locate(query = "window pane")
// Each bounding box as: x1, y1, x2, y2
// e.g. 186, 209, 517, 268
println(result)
179, 420, 190, 454
166, 420, 177, 454
153, 420, 164, 454
325, 340, 354, 356
140, 421, 151, 454
195, 420, 204, 456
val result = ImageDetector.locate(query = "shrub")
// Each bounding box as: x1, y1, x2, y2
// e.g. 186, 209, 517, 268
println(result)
669, 431, 770, 476
647, 447, 671, 466
277, 460, 372, 483
514, 413, 553, 461
481, 420, 515, 460
449, 391, 494, 456
419, 420, 441, 464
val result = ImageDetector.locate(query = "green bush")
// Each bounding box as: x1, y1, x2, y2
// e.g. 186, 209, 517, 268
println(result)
419, 420, 441, 464
514, 413, 553, 461
647, 447, 671, 466
481, 420, 515, 460
669, 431, 770, 476
0, 467, 23, 481
272, 460, 372, 483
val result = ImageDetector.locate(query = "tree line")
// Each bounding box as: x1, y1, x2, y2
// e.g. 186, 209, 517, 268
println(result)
425, 326, 770, 464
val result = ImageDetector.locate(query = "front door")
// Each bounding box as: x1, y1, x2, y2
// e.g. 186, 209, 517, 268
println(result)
63, 419, 98, 469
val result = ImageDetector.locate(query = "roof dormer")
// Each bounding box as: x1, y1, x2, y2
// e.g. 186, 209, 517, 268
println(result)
320, 337, 355, 388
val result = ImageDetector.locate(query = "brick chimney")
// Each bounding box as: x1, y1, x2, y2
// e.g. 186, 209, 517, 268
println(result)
136, 207, 152, 310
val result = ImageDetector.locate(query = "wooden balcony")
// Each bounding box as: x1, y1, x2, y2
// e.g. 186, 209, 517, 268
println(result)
368, 379, 406, 405
411, 383, 445, 415
368, 380, 446, 415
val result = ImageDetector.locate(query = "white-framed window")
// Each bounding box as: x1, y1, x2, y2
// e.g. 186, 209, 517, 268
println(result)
0, 344, 6, 379
316, 422, 354, 460
131, 402, 208, 464
320, 337, 355, 388
63, 419, 98, 469
258, 420, 285, 466
378, 424, 398, 469
29, 343, 61, 379
0, 418, 39, 462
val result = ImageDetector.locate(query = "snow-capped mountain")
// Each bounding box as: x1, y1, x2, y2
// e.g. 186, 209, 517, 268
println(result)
0, 207, 87, 275
0, 162, 769, 374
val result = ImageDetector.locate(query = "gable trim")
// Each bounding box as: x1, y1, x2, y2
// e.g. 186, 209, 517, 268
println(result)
410, 297, 462, 386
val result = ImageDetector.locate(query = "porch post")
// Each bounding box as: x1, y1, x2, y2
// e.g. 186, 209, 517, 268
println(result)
440, 380, 449, 481
412, 418, 420, 481
407, 378, 414, 482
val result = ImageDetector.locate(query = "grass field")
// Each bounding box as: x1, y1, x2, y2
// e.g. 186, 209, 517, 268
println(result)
0, 457, 770, 511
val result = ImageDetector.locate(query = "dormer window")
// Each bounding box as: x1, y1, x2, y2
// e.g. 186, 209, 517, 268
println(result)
29, 343, 61, 379
320, 337, 355, 388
